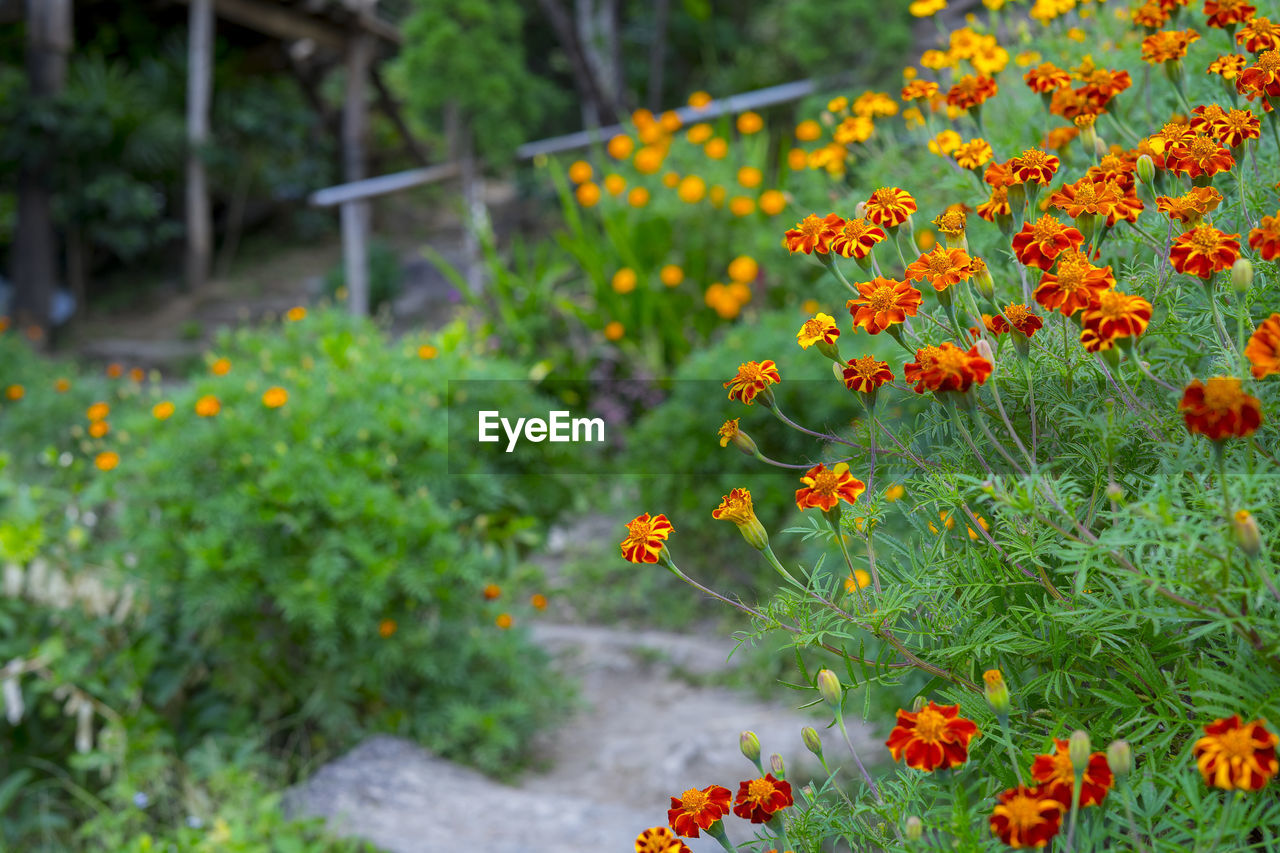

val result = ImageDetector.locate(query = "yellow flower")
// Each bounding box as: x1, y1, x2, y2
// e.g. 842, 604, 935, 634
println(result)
704, 138, 729, 159
737, 166, 763, 188
801, 298, 821, 314
736, 111, 764, 134
576, 181, 601, 207
606, 134, 634, 159
687, 90, 713, 108
86, 402, 110, 421
759, 190, 786, 216
845, 569, 871, 592
909, 0, 946, 16
928, 130, 962, 156
286, 305, 307, 322
1016, 51, 1043, 67
88, 420, 109, 438
567, 160, 593, 183
262, 386, 288, 408
153, 401, 175, 420
94, 451, 119, 472
604, 174, 627, 195
195, 395, 221, 418
418, 344, 439, 360
634, 146, 664, 174
678, 176, 706, 204
627, 187, 651, 208
827, 95, 849, 113
796, 313, 840, 350
795, 120, 822, 141
604, 321, 624, 341
211, 357, 231, 376
728, 256, 759, 283
662, 171, 680, 188
729, 196, 756, 216
885, 484, 906, 501
686, 123, 713, 144
611, 268, 638, 294
787, 148, 808, 171
660, 265, 684, 287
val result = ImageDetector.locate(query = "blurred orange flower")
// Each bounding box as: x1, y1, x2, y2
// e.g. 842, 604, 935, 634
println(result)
195, 395, 221, 417
1246, 313, 1280, 378
885, 700, 980, 771
94, 451, 119, 472
989, 785, 1064, 849
1193, 716, 1278, 790
1180, 377, 1263, 440
1030, 738, 1114, 808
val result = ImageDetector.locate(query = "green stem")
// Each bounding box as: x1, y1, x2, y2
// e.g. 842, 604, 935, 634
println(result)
1064, 772, 1082, 852
835, 709, 884, 805
761, 544, 805, 589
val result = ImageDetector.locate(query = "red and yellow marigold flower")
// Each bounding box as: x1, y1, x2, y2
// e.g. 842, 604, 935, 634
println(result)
1239, 49, 1280, 98
195, 395, 221, 417
1249, 214, 1280, 261
847, 277, 923, 334
667, 784, 732, 838
1156, 186, 1224, 224
946, 74, 999, 110
932, 208, 968, 243
1141, 29, 1200, 64
1034, 250, 1115, 316
732, 774, 793, 823
886, 701, 980, 771
1030, 738, 1115, 808
1246, 314, 1280, 379
977, 186, 1011, 222
712, 488, 770, 551
634, 826, 691, 853
1166, 135, 1235, 179
1205, 108, 1260, 149
724, 360, 781, 405
830, 217, 886, 259
1048, 178, 1126, 221
901, 79, 939, 101
991, 304, 1043, 337
1169, 225, 1241, 279
863, 187, 917, 228
795, 462, 865, 512
1077, 67, 1132, 108
784, 213, 843, 254
797, 313, 840, 350
905, 245, 975, 292
1012, 215, 1085, 270
1180, 377, 1263, 440
954, 138, 994, 170
1010, 148, 1059, 185
1193, 716, 1279, 791
989, 785, 1065, 849
903, 342, 993, 394
1024, 62, 1071, 93
843, 355, 894, 393
1238, 20, 1280, 55
620, 513, 674, 564
1133, 0, 1169, 28
1208, 53, 1248, 81
1205, 0, 1257, 28
1081, 290, 1153, 343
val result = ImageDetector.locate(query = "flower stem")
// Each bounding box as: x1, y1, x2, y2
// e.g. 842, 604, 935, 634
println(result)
1063, 773, 1082, 853
835, 708, 884, 805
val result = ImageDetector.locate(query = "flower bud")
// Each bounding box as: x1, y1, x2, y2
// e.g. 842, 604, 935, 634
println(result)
1069, 730, 1092, 772
769, 753, 786, 779
1136, 154, 1155, 186
973, 263, 995, 300
905, 816, 924, 841
1093, 136, 1108, 158
983, 669, 1011, 716
911, 695, 927, 713
1231, 258, 1254, 295
854, 201, 868, 219
740, 730, 761, 763
1106, 482, 1125, 503
1233, 509, 1261, 558
816, 669, 842, 709
832, 360, 845, 382
1107, 739, 1131, 779
802, 726, 824, 758
974, 338, 995, 366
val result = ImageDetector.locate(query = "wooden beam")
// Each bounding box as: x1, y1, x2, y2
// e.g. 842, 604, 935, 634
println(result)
185, 0, 214, 291
341, 31, 374, 316
309, 162, 460, 207
170, 0, 401, 50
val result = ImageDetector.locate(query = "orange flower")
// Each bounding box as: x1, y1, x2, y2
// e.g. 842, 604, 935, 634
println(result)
1237, 21, 1280, 55
732, 774, 793, 823
830, 218, 886, 259
932, 208, 968, 241
795, 462, 865, 512
1166, 135, 1235, 178
946, 74, 998, 110
1012, 215, 1085, 270
1034, 251, 1115, 316
1030, 738, 1115, 808
901, 79, 939, 101
667, 784, 732, 838
711, 487, 758, 526
863, 187, 917, 229
905, 246, 975, 292
989, 785, 1065, 849
530, 593, 548, 610
211, 357, 231, 376
129, 367, 144, 383
1180, 377, 1263, 440
88, 421, 109, 438
984, 159, 1016, 189
1208, 53, 1248, 80
1205, 107, 1260, 149
483, 583, 501, 600
784, 213, 843, 254
797, 313, 840, 349
262, 387, 288, 408
1023, 62, 1071, 93
1205, 0, 1256, 28
286, 305, 307, 322
1249, 214, 1280, 261
378, 619, 397, 638
153, 401, 175, 420
620, 513, 674, 564
847, 277, 923, 334
903, 342, 993, 393
1133, 1, 1169, 28
1156, 186, 1224, 224
634, 826, 691, 853
1048, 178, 1126, 221
418, 344, 439, 359
991, 304, 1043, 337
195, 395, 221, 417
495, 613, 513, 629
54, 378, 70, 393
1141, 29, 1200, 64
1077, 67, 1132, 108
1193, 716, 1279, 791
1081, 290, 1153, 343
954, 139, 994, 170
1169, 225, 1241, 278
106, 363, 123, 379
977, 186, 1012, 222
1009, 148, 1059, 185
885, 701, 980, 771
1246, 314, 1280, 378
724, 360, 780, 405
843, 355, 894, 393
86, 402, 110, 421
94, 451, 120, 472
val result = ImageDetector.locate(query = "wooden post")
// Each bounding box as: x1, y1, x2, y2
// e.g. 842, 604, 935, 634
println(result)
185, 0, 213, 291
341, 31, 373, 316
11, 0, 71, 340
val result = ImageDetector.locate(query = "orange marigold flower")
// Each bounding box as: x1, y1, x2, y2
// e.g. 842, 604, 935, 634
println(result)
984, 159, 1016, 189
1024, 62, 1071, 93
667, 784, 732, 838
1193, 716, 1279, 790
1141, 29, 1200, 64
991, 304, 1043, 337
86, 401, 110, 421
495, 613, 513, 629
847, 277, 923, 334
94, 451, 120, 472
797, 313, 840, 349
195, 395, 221, 417
530, 593, 548, 610
106, 363, 123, 378
784, 213, 843, 254
1077, 68, 1132, 107
634, 826, 691, 853
1166, 135, 1235, 178
1169, 224, 1241, 278
1048, 177, 1125, 220
1010, 148, 1060, 185
210, 357, 231, 376
843, 355, 894, 393
1082, 290, 1153, 342
904, 342, 993, 394
1246, 313, 1280, 379
1012, 215, 1085, 270
88, 421, 109, 438
1080, 326, 1116, 353
863, 187, 917, 228
830, 217, 886, 259
977, 186, 1011, 222
286, 305, 307, 322
53, 378, 70, 393
711, 488, 757, 526
483, 583, 501, 600
620, 512, 674, 564
724, 360, 781, 405
153, 401, 175, 420
905, 245, 975, 292
1208, 53, 1248, 80
1239, 49, 1280, 102
885, 701, 980, 771
989, 785, 1065, 849
1034, 250, 1115, 316
954, 138, 994, 170
1133, 0, 1169, 28
732, 774, 793, 823
1205, 0, 1256, 28
718, 418, 741, 447
1180, 377, 1263, 440
1237, 20, 1280, 54
1248, 214, 1280, 260
901, 79, 939, 101
379, 619, 397, 638
795, 462, 865, 511
946, 74, 999, 110
1030, 738, 1115, 808
1156, 186, 1224, 224
262, 386, 288, 408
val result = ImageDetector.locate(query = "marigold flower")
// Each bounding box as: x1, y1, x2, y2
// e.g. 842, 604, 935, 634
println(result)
847, 277, 923, 334
54, 378, 70, 393
903, 342, 993, 393
530, 593, 548, 610
1024, 62, 1071, 93
1048, 178, 1126, 221
262, 386, 288, 409
1193, 716, 1279, 791
797, 313, 840, 349
843, 355, 894, 393
677, 176, 706, 204
1208, 53, 1248, 81
932, 208, 968, 241
378, 618, 396, 638
129, 367, 145, 383
1180, 377, 1263, 440
953, 139, 993, 170
1249, 215, 1280, 261
620, 513, 674, 564
724, 360, 780, 405
728, 256, 758, 284
834, 115, 875, 145
1166, 135, 1235, 178
992, 304, 1043, 337
1246, 313, 1280, 378
1132, 0, 1169, 27
195, 395, 221, 417
106, 363, 123, 378
905, 245, 975, 292
153, 401, 175, 420
612, 268, 638, 294
482, 583, 501, 601
977, 186, 1012, 222
1204, 0, 1256, 27
759, 190, 786, 216
989, 785, 1065, 849
495, 613, 513, 629
886, 701, 980, 771
1010, 148, 1059, 185
1012, 215, 1085, 270
607, 134, 634, 159
830, 218, 886, 259
1204, 107, 1260, 149
704, 138, 729, 160
88, 421, 109, 438
1170, 225, 1241, 279
1156, 186, 1224, 224
928, 129, 962, 156
863, 187, 917, 229
1237, 20, 1280, 54
94, 451, 120, 472
901, 79, 939, 101
567, 160, 593, 184
1034, 251, 1115, 316
795, 462, 865, 512
1030, 738, 1115, 808
1082, 289, 1153, 343
285, 305, 307, 322
1077, 67, 1132, 108
634, 826, 690, 853
576, 182, 601, 206
732, 774, 793, 823
86, 402, 110, 421
784, 213, 843, 254
667, 784, 732, 838
1141, 29, 1200, 64
946, 74, 998, 110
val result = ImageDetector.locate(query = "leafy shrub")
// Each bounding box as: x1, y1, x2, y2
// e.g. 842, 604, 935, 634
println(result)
323, 240, 405, 313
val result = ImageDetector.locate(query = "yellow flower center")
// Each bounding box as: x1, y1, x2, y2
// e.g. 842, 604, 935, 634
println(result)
914, 707, 949, 742
1055, 260, 1088, 291
1031, 215, 1063, 241
928, 251, 955, 274
1212, 726, 1257, 761
1005, 304, 1031, 325
1005, 793, 1047, 829
850, 356, 881, 379
871, 188, 903, 209
802, 318, 826, 339
1098, 154, 1124, 173
1159, 121, 1188, 142
747, 778, 774, 801
1096, 290, 1129, 319
800, 217, 825, 238
1189, 227, 1224, 254
1018, 149, 1049, 169
1074, 182, 1097, 205
933, 346, 970, 376
936, 211, 966, 234
1189, 136, 1220, 160
719, 419, 739, 441
843, 219, 871, 239
1202, 377, 1245, 411
680, 788, 710, 813
629, 517, 654, 539
1255, 51, 1280, 74
867, 284, 899, 312
738, 363, 768, 384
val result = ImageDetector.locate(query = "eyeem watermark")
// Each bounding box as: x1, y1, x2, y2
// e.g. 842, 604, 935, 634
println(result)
477, 410, 605, 452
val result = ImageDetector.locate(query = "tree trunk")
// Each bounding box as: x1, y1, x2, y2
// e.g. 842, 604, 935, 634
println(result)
534, 0, 619, 128
647, 0, 669, 112
341, 31, 373, 316
185, 0, 214, 291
